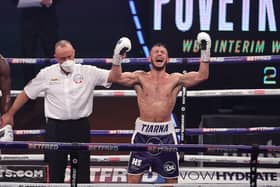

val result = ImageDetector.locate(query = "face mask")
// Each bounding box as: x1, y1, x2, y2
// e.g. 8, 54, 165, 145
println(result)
60, 59, 75, 73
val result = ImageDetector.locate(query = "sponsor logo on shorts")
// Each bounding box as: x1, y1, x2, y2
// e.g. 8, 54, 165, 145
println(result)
147, 137, 162, 156
163, 161, 176, 174
131, 158, 142, 167
141, 124, 168, 133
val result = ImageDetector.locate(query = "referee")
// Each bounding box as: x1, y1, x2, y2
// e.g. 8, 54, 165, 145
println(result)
0, 38, 131, 183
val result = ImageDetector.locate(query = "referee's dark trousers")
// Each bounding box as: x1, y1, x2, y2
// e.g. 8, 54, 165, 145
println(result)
44, 117, 90, 183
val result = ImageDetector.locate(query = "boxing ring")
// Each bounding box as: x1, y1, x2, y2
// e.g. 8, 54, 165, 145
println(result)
1, 56, 280, 187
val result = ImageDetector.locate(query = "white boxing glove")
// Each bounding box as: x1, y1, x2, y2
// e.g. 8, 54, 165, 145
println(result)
0, 124, 14, 141
112, 37, 131, 65
197, 32, 211, 62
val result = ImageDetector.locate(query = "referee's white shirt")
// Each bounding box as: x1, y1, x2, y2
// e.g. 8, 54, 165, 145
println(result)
24, 63, 111, 120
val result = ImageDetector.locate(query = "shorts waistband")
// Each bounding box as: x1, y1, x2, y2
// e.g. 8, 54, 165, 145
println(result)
47, 117, 88, 123
135, 118, 175, 135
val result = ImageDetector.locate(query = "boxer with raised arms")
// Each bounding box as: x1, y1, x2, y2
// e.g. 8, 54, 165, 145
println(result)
116, 32, 211, 183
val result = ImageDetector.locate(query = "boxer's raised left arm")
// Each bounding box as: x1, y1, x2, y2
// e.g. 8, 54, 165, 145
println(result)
197, 32, 211, 63
178, 32, 211, 87
178, 63, 209, 88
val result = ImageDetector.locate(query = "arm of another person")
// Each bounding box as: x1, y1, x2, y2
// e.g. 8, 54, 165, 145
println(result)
1, 91, 29, 127
0, 91, 29, 141
0, 67, 46, 127
0, 67, 45, 142
0, 56, 11, 114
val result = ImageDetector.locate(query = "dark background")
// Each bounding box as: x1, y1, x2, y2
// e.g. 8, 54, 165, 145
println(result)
0, 0, 144, 58
1, 0, 280, 58
145, 0, 280, 57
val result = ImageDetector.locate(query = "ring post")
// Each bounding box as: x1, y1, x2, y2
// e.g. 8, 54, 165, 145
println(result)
180, 78, 187, 162
70, 151, 78, 187
250, 144, 259, 187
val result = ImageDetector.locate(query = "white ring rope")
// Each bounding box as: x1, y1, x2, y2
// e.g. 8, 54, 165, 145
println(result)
7, 55, 280, 64
5, 88, 280, 98
12, 127, 280, 136
0, 183, 242, 187
0, 154, 279, 164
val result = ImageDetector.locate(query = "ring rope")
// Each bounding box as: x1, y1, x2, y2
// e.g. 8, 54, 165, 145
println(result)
7, 89, 280, 98
7, 55, 280, 64
13, 127, 280, 136
0, 154, 279, 164
0, 154, 280, 164
0, 141, 280, 153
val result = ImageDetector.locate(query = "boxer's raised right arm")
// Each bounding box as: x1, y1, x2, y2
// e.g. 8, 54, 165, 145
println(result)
116, 71, 142, 87
109, 37, 132, 82
112, 37, 131, 66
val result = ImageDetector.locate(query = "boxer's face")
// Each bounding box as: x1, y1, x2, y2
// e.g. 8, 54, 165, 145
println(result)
54, 44, 75, 64
149, 45, 169, 71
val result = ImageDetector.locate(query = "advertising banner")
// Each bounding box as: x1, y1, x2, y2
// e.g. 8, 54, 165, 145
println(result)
0, 165, 47, 182
64, 166, 280, 185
